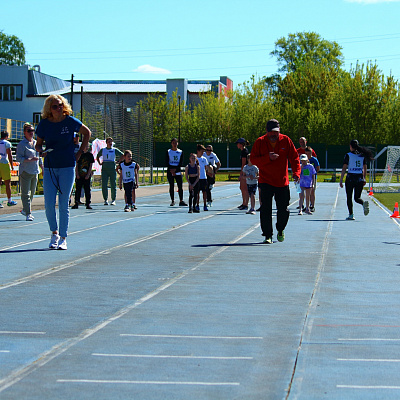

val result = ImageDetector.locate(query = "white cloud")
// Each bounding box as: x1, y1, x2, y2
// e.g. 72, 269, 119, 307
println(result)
132, 64, 171, 75
346, 0, 400, 3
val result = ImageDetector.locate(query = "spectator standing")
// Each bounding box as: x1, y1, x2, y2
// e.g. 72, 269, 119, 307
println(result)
96, 137, 124, 206
236, 138, 250, 210
250, 119, 300, 244
16, 123, 43, 220
0, 130, 17, 207
297, 137, 317, 157
35, 94, 91, 250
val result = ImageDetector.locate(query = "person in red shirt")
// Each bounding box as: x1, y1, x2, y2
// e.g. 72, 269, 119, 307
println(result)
297, 137, 317, 158
250, 119, 301, 244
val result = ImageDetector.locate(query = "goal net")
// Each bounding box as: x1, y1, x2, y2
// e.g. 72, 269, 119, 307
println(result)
374, 146, 400, 193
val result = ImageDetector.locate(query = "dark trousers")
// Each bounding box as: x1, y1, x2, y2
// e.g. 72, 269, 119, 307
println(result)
167, 172, 183, 202
188, 177, 200, 209
206, 174, 215, 202
124, 181, 134, 205
345, 178, 364, 214
75, 177, 91, 205
258, 183, 290, 238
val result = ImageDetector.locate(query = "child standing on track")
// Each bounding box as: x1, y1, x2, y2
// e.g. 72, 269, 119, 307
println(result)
195, 144, 209, 212
117, 150, 139, 212
185, 153, 200, 213
305, 146, 320, 212
242, 154, 259, 215
298, 154, 316, 215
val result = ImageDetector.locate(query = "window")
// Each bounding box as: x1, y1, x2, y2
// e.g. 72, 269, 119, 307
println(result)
0, 85, 23, 101
33, 113, 41, 124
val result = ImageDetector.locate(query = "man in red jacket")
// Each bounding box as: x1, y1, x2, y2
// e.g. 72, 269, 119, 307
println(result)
250, 119, 301, 244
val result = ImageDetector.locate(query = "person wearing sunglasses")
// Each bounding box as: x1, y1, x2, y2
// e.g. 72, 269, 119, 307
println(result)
16, 123, 43, 221
35, 95, 91, 250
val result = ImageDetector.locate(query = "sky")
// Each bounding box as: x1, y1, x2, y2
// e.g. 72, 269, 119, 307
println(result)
3, 0, 400, 87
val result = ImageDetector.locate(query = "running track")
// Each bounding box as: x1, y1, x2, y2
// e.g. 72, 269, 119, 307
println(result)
0, 183, 399, 399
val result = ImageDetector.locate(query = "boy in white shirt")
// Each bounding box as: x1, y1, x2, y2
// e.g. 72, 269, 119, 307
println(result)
196, 144, 209, 211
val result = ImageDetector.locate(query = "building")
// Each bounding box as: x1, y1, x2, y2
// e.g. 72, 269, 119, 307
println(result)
0, 64, 233, 128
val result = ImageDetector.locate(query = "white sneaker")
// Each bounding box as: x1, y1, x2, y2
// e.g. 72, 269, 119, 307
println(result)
49, 233, 60, 249
110, 200, 116, 206
58, 238, 67, 250
0, 202, 3, 209
20, 209, 26, 216
26, 214, 34, 221
104, 200, 109, 205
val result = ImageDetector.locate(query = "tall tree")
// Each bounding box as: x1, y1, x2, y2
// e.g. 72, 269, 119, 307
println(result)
271, 32, 343, 74
0, 31, 25, 65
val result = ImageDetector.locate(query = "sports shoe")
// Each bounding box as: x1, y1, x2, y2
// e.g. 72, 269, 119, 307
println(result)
49, 233, 60, 249
263, 237, 273, 244
237, 204, 244, 209
104, 200, 109, 205
298, 210, 303, 215
57, 238, 67, 250
188, 208, 193, 213
71, 204, 79, 209
277, 231, 285, 242
346, 214, 355, 220
86, 205, 93, 210
209, 184, 214, 190
130, 205, 135, 211
363, 201, 369, 216
193, 206, 200, 213
110, 200, 116, 206
305, 209, 313, 215
204, 205, 209, 211
0, 202, 3, 208
133, 205, 137, 209
26, 214, 34, 221
238, 205, 248, 210
207, 201, 212, 207
124, 205, 131, 212
179, 201, 188, 206
7, 200, 17, 206
170, 201, 175, 206
310, 206, 315, 212
20, 209, 26, 215
246, 208, 255, 214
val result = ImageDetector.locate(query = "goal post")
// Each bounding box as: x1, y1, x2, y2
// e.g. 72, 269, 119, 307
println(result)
373, 146, 400, 193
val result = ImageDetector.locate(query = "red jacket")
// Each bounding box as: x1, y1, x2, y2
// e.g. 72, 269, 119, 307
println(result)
250, 134, 301, 187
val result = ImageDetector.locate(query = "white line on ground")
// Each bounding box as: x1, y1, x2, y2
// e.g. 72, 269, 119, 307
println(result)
57, 379, 240, 386
338, 385, 400, 390
338, 358, 400, 362
0, 222, 258, 394
120, 334, 263, 340
92, 353, 253, 360
0, 351, 10, 353
338, 338, 400, 341
0, 331, 46, 335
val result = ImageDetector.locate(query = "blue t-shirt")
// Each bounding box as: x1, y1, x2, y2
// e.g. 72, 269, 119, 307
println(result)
36, 116, 82, 168
309, 156, 320, 174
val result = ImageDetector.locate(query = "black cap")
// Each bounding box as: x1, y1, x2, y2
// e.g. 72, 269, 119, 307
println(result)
267, 119, 280, 132
235, 138, 246, 144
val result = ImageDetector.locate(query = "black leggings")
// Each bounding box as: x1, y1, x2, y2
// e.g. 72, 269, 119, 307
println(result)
188, 177, 199, 209
167, 172, 183, 202
345, 177, 364, 214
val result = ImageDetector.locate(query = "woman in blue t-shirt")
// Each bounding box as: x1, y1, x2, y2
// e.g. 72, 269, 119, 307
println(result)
339, 139, 374, 221
36, 95, 91, 250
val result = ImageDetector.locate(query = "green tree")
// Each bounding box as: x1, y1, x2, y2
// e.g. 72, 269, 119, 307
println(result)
271, 32, 343, 74
0, 31, 25, 65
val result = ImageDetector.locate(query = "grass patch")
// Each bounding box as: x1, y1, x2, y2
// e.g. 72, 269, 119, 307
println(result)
370, 192, 400, 211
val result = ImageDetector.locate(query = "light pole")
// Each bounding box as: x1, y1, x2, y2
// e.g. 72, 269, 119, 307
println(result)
178, 95, 181, 143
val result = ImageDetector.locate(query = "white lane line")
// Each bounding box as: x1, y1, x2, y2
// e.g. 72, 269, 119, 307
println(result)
338, 385, 400, 390
57, 379, 240, 386
0, 222, 258, 394
338, 338, 400, 341
120, 334, 263, 340
0, 331, 46, 335
338, 358, 400, 362
0, 351, 10, 353
92, 353, 253, 360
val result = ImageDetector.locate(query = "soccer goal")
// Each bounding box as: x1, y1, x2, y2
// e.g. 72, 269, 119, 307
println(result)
373, 146, 400, 193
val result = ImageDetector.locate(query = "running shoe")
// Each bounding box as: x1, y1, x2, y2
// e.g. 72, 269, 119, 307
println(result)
363, 201, 369, 216
104, 200, 109, 205
246, 208, 255, 214
130, 205, 135, 211
277, 231, 285, 242
0, 203, 3, 208
7, 200, 17, 206
209, 184, 214, 190
204, 205, 209, 211
193, 206, 200, 213
263, 237, 273, 244
133, 205, 137, 209
124, 205, 130, 212
71, 204, 79, 209
238, 205, 248, 210
86, 205, 93, 210
179, 201, 188, 206
346, 214, 355, 220
26, 214, 34, 221
188, 208, 193, 213
170, 201, 175, 206
298, 210, 303, 215
49, 233, 60, 249
57, 238, 67, 250
305, 209, 313, 215
207, 201, 212, 207
110, 200, 116, 206
237, 204, 244, 209
20, 209, 26, 215
310, 206, 315, 212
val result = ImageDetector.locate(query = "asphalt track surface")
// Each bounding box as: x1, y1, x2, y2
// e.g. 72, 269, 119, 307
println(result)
0, 182, 399, 400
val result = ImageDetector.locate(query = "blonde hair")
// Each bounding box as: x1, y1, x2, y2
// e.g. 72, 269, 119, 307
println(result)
41, 95, 73, 119
23, 123, 33, 132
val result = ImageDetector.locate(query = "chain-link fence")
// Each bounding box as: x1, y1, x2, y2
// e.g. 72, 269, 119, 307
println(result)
76, 93, 154, 182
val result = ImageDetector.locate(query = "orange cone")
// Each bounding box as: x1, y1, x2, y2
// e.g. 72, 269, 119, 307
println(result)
368, 187, 374, 196
390, 202, 400, 218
